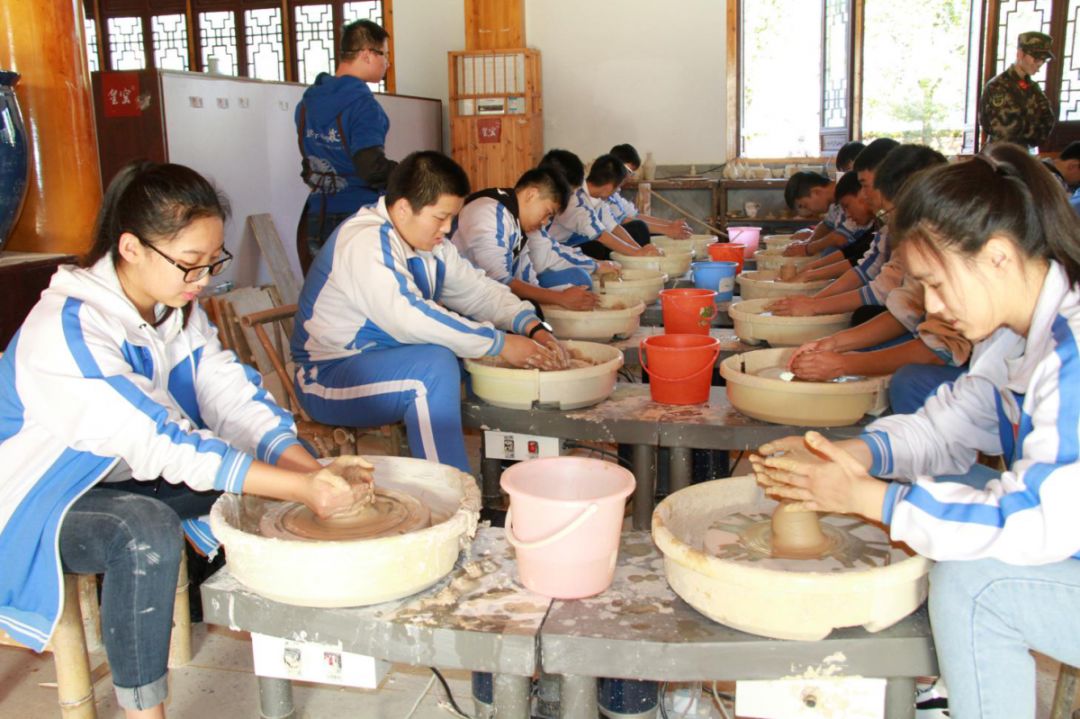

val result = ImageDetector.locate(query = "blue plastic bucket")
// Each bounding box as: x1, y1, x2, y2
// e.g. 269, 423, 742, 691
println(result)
690, 261, 738, 301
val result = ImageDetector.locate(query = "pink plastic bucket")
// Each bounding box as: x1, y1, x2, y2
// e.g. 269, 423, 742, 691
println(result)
727, 226, 762, 256
501, 457, 635, 598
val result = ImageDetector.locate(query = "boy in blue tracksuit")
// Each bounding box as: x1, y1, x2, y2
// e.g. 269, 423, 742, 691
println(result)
753, 145, 1080, 719
452, 166, 615, 310
295, 19, 396, 273
292, 152, 565, 474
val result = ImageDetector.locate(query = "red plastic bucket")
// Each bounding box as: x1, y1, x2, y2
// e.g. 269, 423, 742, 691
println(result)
659, 288, 717, 335
707, 242, 746, 273
639, 334, 721, 404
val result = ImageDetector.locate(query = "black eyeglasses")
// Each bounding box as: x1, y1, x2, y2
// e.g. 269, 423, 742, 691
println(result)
142, 241, 233, 283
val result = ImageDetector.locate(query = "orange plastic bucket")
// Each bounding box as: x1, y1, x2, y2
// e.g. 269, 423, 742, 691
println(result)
707, 242, 746, 273
501, 457, 635, 598
659, 288, 717, 334
639, 334, 721, 404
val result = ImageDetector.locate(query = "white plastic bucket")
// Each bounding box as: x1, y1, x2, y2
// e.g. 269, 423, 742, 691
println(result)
500, 457, 634, 598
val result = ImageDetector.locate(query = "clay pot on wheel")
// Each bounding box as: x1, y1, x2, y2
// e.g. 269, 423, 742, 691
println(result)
0, 71, 28, 251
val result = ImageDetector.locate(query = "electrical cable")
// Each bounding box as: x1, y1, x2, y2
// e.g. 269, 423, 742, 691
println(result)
403, 671, 438, 719
712, 680, 734, 719
562, 440, 635, 469
429, 666, 473, 719
659, 682, 671, 719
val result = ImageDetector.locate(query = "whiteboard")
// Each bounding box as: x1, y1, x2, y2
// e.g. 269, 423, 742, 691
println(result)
159, 71, 442, 288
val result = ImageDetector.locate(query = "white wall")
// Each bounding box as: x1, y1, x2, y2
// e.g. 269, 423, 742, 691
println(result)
391, 0, 466, 149
525, 0, 728, 165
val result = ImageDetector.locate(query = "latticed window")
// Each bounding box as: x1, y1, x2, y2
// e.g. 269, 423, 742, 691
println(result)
85, 0, 391, 90
294, 4, 336, 85
152, 14, 189, 71
199, 11, 239, 76
245, 8, 285, 81
107, 16, 146, 70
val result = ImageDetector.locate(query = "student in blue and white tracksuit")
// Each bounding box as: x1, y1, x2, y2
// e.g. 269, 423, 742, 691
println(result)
607, 143, 692, 243
453, 167, 619, 311
768, 144, 944, 321
752, 144, 1080, 719
0, 162, 360, 717
548, 154, 661, 261
292, 152, 566, 475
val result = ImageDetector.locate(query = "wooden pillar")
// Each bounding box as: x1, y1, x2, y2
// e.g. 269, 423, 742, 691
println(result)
0, 0, 101, 255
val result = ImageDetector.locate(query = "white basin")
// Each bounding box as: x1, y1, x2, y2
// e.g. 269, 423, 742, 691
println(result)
464, 340, 623, 410
729, 297, 850, 346
736, 270, 830, 301
593, 268, 668, 306
612, 248, 693, 278
541, 296, 646, 341
652, 476, 931, 640
719, 347, 890, 426
753, 248, 820, 273
210, 456, 481, 607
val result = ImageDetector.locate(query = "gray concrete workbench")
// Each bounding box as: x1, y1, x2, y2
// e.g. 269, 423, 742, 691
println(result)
200, 529, 547, 719
201, 528, 935, 719
542, 532, 937, 719
462, 383, 866, 530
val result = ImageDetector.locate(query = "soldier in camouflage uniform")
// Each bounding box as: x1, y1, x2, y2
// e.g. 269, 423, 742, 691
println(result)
979, 31, 1056, 150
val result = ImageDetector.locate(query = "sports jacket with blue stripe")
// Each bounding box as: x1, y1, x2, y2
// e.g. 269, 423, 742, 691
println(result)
0, 257, 301, 650
862, 260, 1080, 563
451, 191, 598, 286
548, 185, 617, 247
291, 197, 540, 364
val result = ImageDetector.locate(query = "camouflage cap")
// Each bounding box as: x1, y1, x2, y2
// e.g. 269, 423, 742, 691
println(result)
1019, 31, 1055, 60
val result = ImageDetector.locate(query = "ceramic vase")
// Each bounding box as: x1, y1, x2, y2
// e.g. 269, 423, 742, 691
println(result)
0, 71, 29, 252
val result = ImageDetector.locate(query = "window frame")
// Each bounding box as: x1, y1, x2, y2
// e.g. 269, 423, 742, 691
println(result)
85, 0, 395, 92
729, 0, 1002, 160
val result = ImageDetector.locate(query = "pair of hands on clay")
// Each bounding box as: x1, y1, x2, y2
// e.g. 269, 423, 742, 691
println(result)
782, 242, 811, 257
749, 433, 885, 522
501, 327, 570, 370
306, 455, 376, 519
766, 295, 817, 317
595, 260, 621, 276
632, 243, 663, 257
665, 219, 692, 239
556, 285, 600, 310
786, 336, 849, 381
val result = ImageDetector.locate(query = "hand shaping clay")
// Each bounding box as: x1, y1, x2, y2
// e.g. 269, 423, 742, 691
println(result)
778, 263, 798, 281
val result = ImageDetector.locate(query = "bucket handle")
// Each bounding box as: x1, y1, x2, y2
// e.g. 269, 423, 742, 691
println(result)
639, 341, 721, 384
504, 502, 599, 550
665, 292, 716, 310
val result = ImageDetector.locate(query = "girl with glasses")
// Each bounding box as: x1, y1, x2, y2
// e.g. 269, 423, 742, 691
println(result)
0, 161, 365, 718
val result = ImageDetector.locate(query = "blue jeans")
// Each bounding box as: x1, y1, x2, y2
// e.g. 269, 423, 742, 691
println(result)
58, 488, 184, 710
924, 463, 1080, 718
889, 363, 966, 415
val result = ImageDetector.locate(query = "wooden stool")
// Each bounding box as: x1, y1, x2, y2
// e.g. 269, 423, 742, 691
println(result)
0, 551, 192, 718
1051, 662, 1080, 719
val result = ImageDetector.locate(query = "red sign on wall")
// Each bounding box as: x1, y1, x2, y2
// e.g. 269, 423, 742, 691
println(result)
102, 72, 141, 117
477, 118, 501, 144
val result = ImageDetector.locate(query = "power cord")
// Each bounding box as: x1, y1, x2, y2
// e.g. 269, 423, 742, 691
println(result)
562, 440, 635, 470
403, 671, 437, 719
430, 667, 473, 719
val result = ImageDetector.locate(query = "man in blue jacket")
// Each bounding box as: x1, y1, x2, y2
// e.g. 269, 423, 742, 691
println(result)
295, 19, 396, 274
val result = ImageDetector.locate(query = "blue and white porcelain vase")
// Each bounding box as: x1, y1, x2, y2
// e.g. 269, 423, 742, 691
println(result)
0, 71, 29, 252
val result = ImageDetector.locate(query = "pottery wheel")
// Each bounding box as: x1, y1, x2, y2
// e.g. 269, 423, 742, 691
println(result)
259, 488, 431, 541
703, 511, 897, 572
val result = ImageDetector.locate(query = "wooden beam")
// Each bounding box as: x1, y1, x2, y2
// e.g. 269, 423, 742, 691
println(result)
464, 0, 524, 51
726, 0, 739, 159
